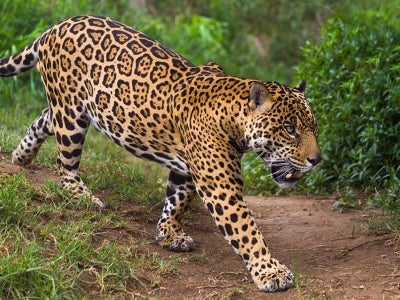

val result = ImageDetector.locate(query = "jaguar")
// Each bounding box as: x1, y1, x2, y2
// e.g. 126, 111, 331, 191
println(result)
0, 15, 321, 292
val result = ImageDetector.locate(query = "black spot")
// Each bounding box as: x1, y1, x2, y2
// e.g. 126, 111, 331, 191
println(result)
219, 193, 227, 200
230, 213, 238, 223
76, 118, 88, 129
166, 186, 174, 197
231, 240, 239, 249
112, 30, 131, 44
218, 225, 225, 236
61, 150, 72, 159
70, 133, 84, 144
127, 40, 146, 55
55, 111, 63, 128
61, 135, 71, 146
150, 46, 168, 59
141, 153, 155, 161
225, 224, 234, 236
206, 203, 214, 214
76, 32, 87, 47
154, 152, 172, 161
14, 56, 22, 64
55, 132, 62, 144
140, 108, 150, 118
63, 117, 75, 131
71, 148, 82, 157
228, 197, 237, 206
2, 64, 16, 75
112, 136, 121, 146
235, 177, 243, 186
88, 17, 105, 27
215, 203, 223, 216
100, 34, 112, 51
23, 53, 35, 66
81, 44, 93, 60
106, 19, 121, 28
139, 36, 154, 47
87, 29, 105, 45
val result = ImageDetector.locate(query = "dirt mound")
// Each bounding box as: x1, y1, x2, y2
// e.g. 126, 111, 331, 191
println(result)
0, 153, 399, 299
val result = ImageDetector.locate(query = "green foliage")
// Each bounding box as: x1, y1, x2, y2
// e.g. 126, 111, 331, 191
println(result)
148, 0, 361, 81
295, 2, 400, 208
137, 14, 230, 70
242, 152, 281, 196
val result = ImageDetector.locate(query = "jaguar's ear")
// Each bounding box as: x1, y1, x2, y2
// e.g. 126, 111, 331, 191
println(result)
295, 80, 306, 93
249, 82, 273, 111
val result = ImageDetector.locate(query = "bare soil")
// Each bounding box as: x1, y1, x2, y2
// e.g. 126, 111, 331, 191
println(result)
1, 153, 399, 299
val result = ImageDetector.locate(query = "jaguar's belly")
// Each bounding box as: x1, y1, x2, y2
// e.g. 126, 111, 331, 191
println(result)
91, 118, 190, 175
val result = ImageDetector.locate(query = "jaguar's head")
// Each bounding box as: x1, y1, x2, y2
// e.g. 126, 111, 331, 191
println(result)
245, 80, 321, 188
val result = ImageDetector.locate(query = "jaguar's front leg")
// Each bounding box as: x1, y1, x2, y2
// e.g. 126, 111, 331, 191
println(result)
156, 171, 196, 251
188, 147, 294, 292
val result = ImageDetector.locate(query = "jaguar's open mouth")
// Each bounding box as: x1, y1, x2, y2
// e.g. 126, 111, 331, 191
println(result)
270, 161, 303, 188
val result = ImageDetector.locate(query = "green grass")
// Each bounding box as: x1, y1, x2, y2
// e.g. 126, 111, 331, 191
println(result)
0, 164, 174, 298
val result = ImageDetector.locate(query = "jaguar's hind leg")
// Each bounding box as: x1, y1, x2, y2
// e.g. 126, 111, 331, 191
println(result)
12, 107, 54, 165
52, 109, 104, 208
156, 171, 196, 251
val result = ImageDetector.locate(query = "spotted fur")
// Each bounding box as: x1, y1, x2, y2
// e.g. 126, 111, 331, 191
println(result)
0, 16, 321, 292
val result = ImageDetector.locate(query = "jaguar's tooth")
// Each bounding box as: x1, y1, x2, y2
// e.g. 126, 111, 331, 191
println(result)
285, 173, 293, 179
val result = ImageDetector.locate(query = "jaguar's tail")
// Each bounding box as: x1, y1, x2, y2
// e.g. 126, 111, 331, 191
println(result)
0, 41, 39, 77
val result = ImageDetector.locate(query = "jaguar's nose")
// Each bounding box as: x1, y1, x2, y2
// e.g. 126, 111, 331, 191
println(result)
307, 152, 322, 166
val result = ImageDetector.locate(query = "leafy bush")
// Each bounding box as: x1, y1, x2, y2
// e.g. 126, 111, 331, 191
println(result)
136, 14, 229, 68
295, 3, 400, 208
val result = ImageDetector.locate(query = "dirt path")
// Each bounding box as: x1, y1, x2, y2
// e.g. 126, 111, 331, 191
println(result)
1, 153, 399, 299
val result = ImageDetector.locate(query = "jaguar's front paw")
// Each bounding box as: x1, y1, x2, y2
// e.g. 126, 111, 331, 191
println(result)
156, 227, 195, 252
251, 258, 295, 292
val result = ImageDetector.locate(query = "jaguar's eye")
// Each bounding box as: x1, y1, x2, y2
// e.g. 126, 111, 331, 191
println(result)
285, 125, 296, 135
